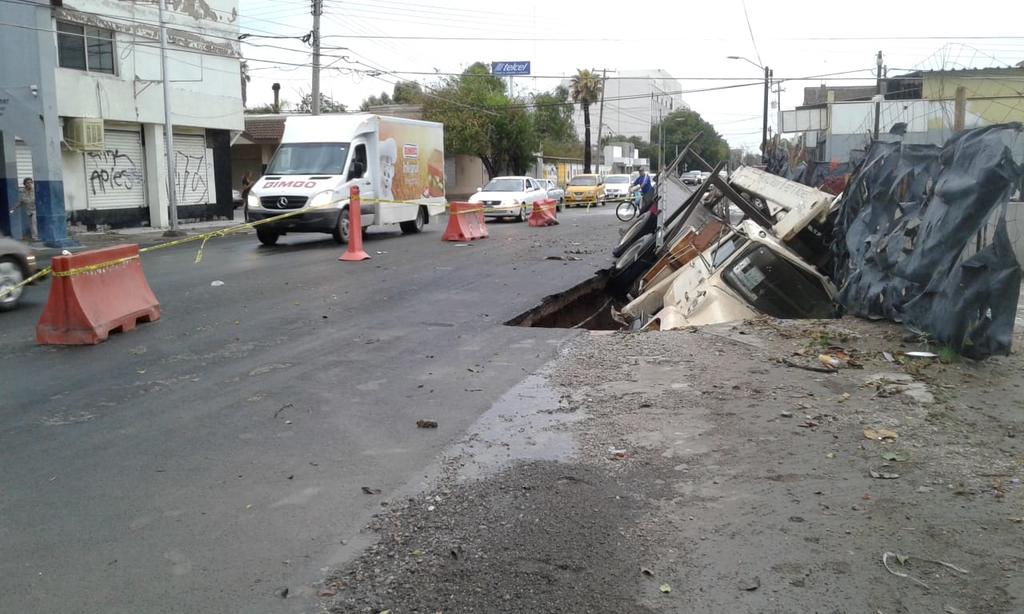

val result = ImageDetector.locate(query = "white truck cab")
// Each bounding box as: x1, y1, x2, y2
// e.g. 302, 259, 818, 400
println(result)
245, 114, 446, 245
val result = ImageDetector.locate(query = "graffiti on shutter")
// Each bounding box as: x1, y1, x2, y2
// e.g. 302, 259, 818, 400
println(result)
173, 135, 211, 205
82, 130, 147, 210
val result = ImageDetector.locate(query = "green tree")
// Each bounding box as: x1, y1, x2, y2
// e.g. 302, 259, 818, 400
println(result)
359, 81, 424, 111
654, 109, 730, 170
569, 69, 603, 173
297, 92, 346, 113
359, 91, 393, 111
392, 81, 424, 104
533, 85, 577, 147
422, 62, 537, 176
246, 100, 285, 114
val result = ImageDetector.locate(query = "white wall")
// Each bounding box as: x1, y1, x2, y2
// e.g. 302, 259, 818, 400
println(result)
54, 0, 243, 131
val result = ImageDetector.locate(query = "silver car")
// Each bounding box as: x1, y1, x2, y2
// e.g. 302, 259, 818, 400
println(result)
0, 234, 37, 311
543, 179, 565, 212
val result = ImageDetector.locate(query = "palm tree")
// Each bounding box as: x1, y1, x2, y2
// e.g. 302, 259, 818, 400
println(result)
569, 69, 603, 173
240, 60, 251, 107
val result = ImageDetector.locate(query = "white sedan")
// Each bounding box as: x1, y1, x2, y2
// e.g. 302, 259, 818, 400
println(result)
468, 176, 550, 222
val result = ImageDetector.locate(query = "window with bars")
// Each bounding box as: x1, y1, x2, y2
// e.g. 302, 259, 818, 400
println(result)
57, 21, 116, 75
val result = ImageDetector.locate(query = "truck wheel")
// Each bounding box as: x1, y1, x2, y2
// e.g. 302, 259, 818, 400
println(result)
0, 257, 25, 312
256, 227, 279, 246
332, 208, 350, 244
400, 206, 426, 234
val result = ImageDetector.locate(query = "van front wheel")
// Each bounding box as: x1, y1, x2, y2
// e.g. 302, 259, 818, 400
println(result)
256, 227, 279, 246
400, 206, 427, 234
332, 208, 350, 244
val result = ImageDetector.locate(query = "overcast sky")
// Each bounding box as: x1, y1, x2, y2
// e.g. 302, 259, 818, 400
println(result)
238, 0, 1023, 150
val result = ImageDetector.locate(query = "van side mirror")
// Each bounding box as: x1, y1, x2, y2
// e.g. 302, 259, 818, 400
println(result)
347, 160, 365, 181
476, 186, 482, 192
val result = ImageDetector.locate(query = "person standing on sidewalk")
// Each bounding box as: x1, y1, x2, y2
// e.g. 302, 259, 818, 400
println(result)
17, 178, 37, 241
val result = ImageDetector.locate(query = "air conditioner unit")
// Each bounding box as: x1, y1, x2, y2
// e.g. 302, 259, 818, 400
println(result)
65, 117, 104, 151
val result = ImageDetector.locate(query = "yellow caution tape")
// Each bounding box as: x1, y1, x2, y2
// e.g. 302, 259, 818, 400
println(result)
51, 254, 141, 277
0, 194, 498, 299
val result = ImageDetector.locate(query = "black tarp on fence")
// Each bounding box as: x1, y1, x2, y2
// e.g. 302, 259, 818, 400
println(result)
832, 123, 1024, 358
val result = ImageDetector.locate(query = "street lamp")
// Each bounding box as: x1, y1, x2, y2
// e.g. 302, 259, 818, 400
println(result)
728, 56, 772, 165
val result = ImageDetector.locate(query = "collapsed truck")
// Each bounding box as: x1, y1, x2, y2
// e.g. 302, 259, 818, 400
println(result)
609, 160, 841, 330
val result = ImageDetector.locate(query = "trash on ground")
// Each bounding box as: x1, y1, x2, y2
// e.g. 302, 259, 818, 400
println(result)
869, 465, 901, 479
641, 567, 654, 576
416, 419, 438, 429
210, 280, 225, 287
659, 583, 672, 593
882, 551, 931, 589
865, 373, 935, 404
361, 486, 381, 495
739, 576, 761, 591
904, 351, 939, 359
864, 428, 899, 441
784, 356, 838, 373
608, 448, 629, 461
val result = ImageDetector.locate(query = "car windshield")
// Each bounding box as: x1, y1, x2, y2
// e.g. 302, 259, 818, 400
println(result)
606, 176, 630, 184
723, 245, 835, 319
266, 143, 350, 175
483, 178, 525, 192
569, 176, 597, 186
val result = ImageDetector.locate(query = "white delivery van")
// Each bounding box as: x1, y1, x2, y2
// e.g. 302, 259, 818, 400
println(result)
245, 114, 447, 245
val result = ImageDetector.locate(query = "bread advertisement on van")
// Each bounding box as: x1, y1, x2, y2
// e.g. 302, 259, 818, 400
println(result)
379, 121, 445, 201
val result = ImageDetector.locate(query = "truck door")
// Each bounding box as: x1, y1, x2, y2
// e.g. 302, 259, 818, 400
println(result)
347, 141, 376, 222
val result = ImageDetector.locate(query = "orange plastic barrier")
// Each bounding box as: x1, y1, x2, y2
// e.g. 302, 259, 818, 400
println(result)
36, 244, 160, 345
442, 202, 489, 241
528, 199, 559, 227
339, 185, 371, 262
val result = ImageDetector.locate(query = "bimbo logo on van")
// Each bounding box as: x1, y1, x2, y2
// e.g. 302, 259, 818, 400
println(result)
262, 180, 318, 189
403, 144, 419, 159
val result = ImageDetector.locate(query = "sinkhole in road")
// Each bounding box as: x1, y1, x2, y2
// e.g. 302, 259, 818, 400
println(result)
506, 272, 622, 330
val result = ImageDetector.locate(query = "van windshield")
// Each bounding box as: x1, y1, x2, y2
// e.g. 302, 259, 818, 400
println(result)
267, 143, 350, 175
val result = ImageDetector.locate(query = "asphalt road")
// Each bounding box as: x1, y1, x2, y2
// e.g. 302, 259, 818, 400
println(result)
0, 206, 623, 614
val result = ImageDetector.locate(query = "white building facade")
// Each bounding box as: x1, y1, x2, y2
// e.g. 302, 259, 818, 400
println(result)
2, 0, 243, 238
574, 69, 688, 142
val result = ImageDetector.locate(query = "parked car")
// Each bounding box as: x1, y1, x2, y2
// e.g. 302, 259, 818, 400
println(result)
468, 176, 549, 222
543, 179, 565, 212
0, 234, 37, 312
564, 174, 604, 207
601, 174, 632, 202
681, 170, 703, 185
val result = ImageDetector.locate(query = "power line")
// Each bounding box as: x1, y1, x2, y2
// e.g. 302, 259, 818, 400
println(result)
740, 0, 763, 68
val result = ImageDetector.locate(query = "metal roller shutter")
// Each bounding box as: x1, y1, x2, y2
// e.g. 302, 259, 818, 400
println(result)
172, 133, 212, 205
15, 142, 33, 184
83, 130, 147, 210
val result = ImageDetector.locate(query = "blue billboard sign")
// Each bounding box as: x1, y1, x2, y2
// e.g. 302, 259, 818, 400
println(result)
491, 61, 531, 76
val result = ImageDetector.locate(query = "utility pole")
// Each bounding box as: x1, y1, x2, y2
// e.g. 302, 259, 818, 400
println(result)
158, 0, 181, 234
873, 50, 883, 140
595, 69, 607, 169
761, 66, 771, 165
311, 0, 322, 115
776, 82, 784, 137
